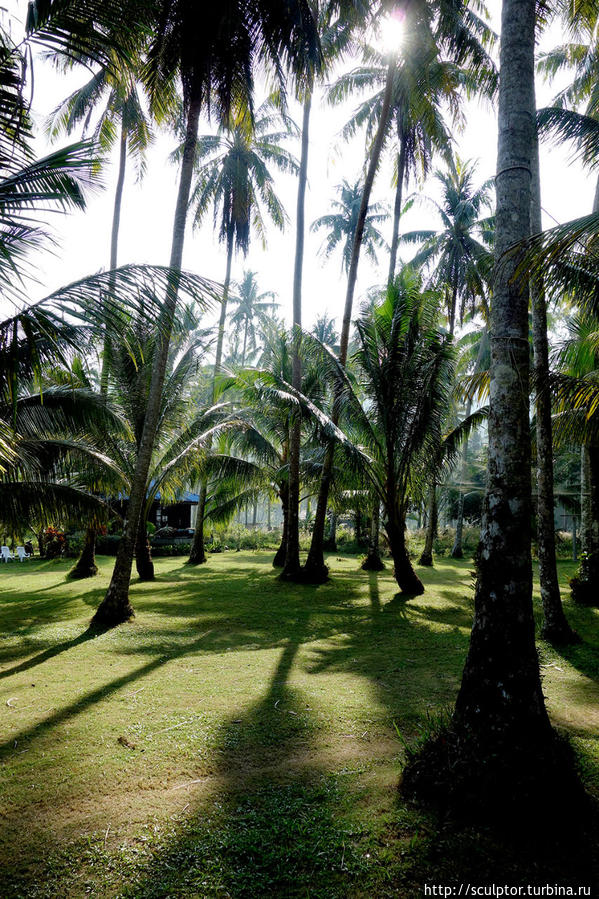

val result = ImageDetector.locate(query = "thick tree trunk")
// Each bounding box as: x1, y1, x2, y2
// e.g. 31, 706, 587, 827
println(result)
571, 445, 599, 605
303, 61, 396, 583
135, 522, 155, 581
387, 131, 406, 285
362, 501, 384, 571
403, 0, 581, 820
68, 526, 98, 579
188, 236, 234, 567
386, 512, 423, 595
282, 88, 312, 580
100, 123, 127, 397
419, 486, 437, 566
273, 484, 289, 568
92, 96, 202, 629
530, 118, 578, 643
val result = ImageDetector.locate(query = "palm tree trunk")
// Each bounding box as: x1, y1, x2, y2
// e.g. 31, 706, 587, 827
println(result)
386, 510, 423, 595
403, 0, 579, 817
451, 399, 471, 559
418, 486, 437, 566
188, 234, 234, 566
273, 483, 289, 567
572, 444, 599, 604
530, 119, 578, 642
241, 317, 248, 366
135, 521, 155, 582
91, 96, 202, 629
68, 525, 98, 579
362, 500, 384, 571
282, 87, 312, 580
323, 509, 337, 550
100, 122, 128, 396
303, 61, 395, 583
387, 131, 406, 285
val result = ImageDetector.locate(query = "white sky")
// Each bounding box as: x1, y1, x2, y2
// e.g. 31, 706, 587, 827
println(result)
7, 3, 591, 342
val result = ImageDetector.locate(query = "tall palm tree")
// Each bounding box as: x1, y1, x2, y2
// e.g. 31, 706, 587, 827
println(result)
302, 0, 495, 583
46, 53, 153, 390
403, 0, 579, 821
92, 0, 322, 628
186, 106, 297, 566
228, 271, 277, 367
311, 178, 389, 271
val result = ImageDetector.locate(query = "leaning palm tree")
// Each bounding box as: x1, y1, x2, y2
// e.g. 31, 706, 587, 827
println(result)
311, 178, 389, 272
185, 105, 297, 566
92, 0, 322, 627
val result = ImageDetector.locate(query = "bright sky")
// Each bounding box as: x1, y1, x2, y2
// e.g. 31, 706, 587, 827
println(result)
9, 3, 591, 343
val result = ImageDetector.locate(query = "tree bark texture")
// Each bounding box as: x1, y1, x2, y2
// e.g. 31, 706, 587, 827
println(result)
323, 510, 337, 551
282, 88, 312, 579
530, 119, 578, 643
92, 96, 202, 629
303, 61, 396, 583
68, 526, 98, 579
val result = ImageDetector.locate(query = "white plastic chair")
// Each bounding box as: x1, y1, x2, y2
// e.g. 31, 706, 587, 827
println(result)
16, 546, 30, 561
1, 546, 14, 562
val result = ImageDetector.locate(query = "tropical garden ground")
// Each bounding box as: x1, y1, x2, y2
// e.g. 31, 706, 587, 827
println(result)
1, 552, 598, 898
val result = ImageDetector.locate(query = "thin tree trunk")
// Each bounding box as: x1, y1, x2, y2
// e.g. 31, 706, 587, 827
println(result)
387, 130, 406, 285
419, 486, 437, 567
92, 96, 202, 629
241, 317, 248, 367
530, 116, 578, 643
135, 520, 155, 581
188, 235, 234, 566
273, 484, 289, 567
572, 445, 599, 604
267, 497, 271, 530
451, 399, 471, 559
100, 123, 127, 397
323, 510, 337, 551
68, 526, 98, 579
362, 500, 384, 571
403, 0, 580, 818
303, 61, 396, 583
282, 87, 312, 580
572, 515, 578, 562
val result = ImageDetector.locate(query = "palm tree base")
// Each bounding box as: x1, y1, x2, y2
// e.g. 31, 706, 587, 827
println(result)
272, 545, 286, 567
540, 622, 581, 646
68, 561, 99, 579
361, 552, 385, 571
418, 550, 433, 567
450, 545, 464, 559
401, 722, 587, 831
299, 560, 330, 584
187, 551, 207, 566
90, 595, 135, 630
323, 537, 337, 551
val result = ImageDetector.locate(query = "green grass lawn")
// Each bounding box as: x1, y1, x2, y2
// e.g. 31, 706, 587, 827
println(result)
1, 552, 598, 897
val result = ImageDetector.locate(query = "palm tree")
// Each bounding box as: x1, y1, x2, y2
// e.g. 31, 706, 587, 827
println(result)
403, 0, 579, 821
311, 178, 389, 271
303, 0, 495, 583
403, 156, 492, 567
186, 106, 297, 566
303, 269, 456, 594
45, 53, 153, 390
92, 0, 321, 628
228, 271, 277, 367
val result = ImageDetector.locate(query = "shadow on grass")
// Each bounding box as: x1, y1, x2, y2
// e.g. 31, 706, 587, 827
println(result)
0, 626, 99, 680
